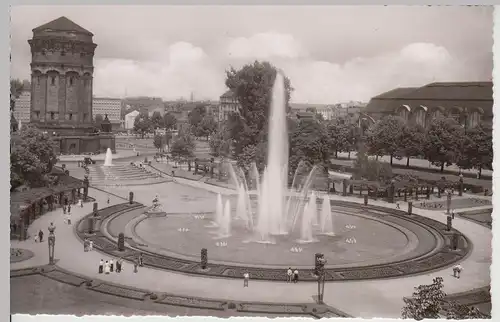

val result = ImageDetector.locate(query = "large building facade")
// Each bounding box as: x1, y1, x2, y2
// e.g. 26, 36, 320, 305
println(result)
13, 91, 31, 124
92, 97, 122, 129
27, 16, 115, 154
363, 82, 493, 131
218, 90, 240, 122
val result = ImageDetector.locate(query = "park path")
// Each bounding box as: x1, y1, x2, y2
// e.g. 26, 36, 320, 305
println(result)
10, 186, 491, 318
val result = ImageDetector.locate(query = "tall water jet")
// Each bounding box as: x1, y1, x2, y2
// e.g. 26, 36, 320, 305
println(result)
214, 193, 224, 227
256, 71, 289, 238
320, 196, 335, 236
236, 184, 249, 228
104, 148, 113, 166
219, 200, 232, 238
310, 192, 319, 226
298, 197, 315, 243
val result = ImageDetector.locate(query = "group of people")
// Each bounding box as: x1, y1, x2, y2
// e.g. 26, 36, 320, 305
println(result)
287, 267, 300, 283
99, 258, 124, 274
83, 238, 94, 252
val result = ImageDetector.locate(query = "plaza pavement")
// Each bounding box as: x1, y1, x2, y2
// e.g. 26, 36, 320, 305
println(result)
11, 185, 491, 318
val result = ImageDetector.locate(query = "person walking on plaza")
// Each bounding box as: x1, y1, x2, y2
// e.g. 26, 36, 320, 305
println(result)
110, 259, 114, 272
396, 203, 400, 209
107, 195, 110, 204
38, 229, 44, 242
89, 240, 94, 251
134, 261, 138, 273
79, 198, 83, 208
138, 253, 144, 267
116, 258, 122, 273
287, 267, 293, 283
293, 269, 299, 283
99, 259, 104, 274
84, 238, 89, 252
63, 205, 67, 215
453, 264, 463, 279
104, 260, 110, 274
243, 272, 250, 287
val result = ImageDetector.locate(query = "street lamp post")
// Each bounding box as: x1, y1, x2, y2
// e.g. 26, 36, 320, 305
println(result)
48, 223, 56, 265
315, 253, 327, 304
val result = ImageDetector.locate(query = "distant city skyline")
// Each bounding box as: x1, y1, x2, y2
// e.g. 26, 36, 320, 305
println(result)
10, 5, 493, 104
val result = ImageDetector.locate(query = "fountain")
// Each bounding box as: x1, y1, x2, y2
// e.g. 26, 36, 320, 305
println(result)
103, 148, 113, 167
217, 200, 232, 238
214, 193, 224, 227
320, 196, 335, 236
214, 72, 328, 244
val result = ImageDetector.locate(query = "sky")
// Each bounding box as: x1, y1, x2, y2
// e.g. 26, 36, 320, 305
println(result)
10, 5, 493, 104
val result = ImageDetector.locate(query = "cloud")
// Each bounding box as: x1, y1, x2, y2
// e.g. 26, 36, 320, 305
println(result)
224, 38, 471, 103
227, 32, 305, 59
93, 41, 225, 100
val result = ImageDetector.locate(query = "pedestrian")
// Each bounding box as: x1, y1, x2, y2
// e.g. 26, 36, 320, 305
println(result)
107, 195, 110, 204
293, 269, 299, 283
396, 203, 400, 209
453, 264, 463, 279
110, 259, 114, 272
138, 253, 144, 267
38, 229, 44, 242
287, 267, 293, 283
451, 211, 455, 219
63, 205, 67, 214
134, 261, 138, 273
89, 240, 94, 251
84, 238, 89, 252
79, 198, 83, 208
99, 259, 104, 274
104, 260, 110, 274
68, 204, 71, 215
243, 272, 250, 287
116, 258, 122, 273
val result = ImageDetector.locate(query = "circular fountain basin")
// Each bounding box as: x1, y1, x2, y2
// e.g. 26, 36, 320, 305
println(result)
133, 209, 428, 268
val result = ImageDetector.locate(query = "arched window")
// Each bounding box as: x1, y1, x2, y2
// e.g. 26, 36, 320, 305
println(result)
398, 105, 410, 122
50, 76, 56, 86
414, 108, 426, 127
467, 111, 482, 128
69, 77, 73, 86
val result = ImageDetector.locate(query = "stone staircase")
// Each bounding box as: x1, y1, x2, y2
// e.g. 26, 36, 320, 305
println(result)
87, 163, 172, 186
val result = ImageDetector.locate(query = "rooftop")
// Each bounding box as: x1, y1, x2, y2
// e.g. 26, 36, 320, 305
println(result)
33, 16, 93, 36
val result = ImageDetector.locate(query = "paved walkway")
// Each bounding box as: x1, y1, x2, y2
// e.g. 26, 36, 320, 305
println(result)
11, 186, 491, 318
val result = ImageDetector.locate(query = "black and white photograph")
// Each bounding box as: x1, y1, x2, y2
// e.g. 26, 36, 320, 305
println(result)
9, 5, 493, 319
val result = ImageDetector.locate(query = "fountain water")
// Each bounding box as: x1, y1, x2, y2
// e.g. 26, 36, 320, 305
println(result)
320, 196, 335, 236
104, 148, 113, 167
214, 193, 224, 227
218, 200, 232, 238
218, 72, 328, 244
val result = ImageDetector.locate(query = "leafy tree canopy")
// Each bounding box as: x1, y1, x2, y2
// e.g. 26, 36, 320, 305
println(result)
225, 60, 293, 158
423, 118, 465, 172
11, 125, 58, 190
163, 112, 177, 130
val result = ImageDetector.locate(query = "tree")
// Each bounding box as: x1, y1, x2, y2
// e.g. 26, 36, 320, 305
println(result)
133, 112, 153, 138
327, 118, 351, 158
153, 134, 163, 150
423, 118, 465, 172
365, 116, 406, 164
10, 78, 24, 111
94, 114, 104, 128
289, 118, 331, 174
188, 104, 207, 134
151, 111, 164, 129
163, 112, 177, 130
402, 277, 491, 320
10, 125, 58, 190
225, 60, 293, 159
170, 131, 196, 161
353, 143, 392, 182
402, 277, 446, 320
398, 124, 426, 167
456, 124, 492, 178
198, 115, 218, 140
209, 128, 231, 158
